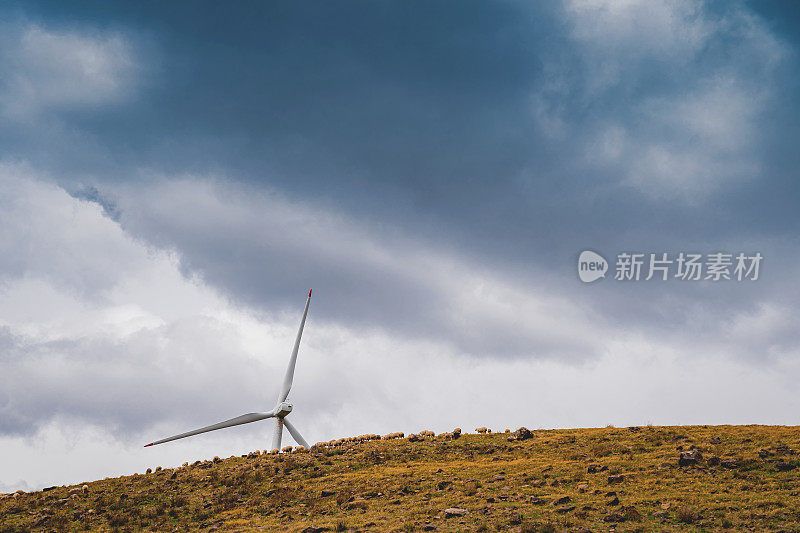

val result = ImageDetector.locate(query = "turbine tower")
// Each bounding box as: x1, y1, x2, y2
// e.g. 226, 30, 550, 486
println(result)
144, 289, 313, 451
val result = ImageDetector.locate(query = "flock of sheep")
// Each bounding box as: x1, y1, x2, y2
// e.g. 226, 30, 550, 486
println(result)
139, 427, 512, 475
248, 426, 507, 455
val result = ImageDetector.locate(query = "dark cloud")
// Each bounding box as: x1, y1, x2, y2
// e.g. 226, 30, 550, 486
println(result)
0, 0, 792, 359
70, 185, 121, 221
0, 1, 796, 270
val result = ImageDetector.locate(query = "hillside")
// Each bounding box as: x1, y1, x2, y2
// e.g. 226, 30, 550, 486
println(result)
2, 424, 800, 532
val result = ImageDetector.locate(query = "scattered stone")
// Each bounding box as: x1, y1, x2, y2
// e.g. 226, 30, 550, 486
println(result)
451, 428, 462, 440
423, 525, 437, 531
302, 527, 330, 533
606, 496, 620, 506
776, 443, 795, 455
556, 505, 575, 514
628, 426, 641, 432
42, 486, 58, 492
443, 507, 468, 517
710, 436, 721, 444
529, 496, 545, 505
677, 506, 700, 523
476, 427, 488, 434
436, 480, 452, 490
407, 434, 420, 442
607, 474, 625, 484
621, 506, 641, 521
679, 449, 703, 466
720, 459, 739, 469
587, 464, 608, 474
577, 483, 588, 493
321, 490, 336, 497
707, 455, 720, 466
508, 427, 533, 442
341, 500, 368, 510
553, 496, 571, 505
775, 460, 797, 472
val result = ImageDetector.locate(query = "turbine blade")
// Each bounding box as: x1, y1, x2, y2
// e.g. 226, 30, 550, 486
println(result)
283, 418, 309, 448
272, 418, 284, 451
277, 289, 312, 403
144, 412, 274, 447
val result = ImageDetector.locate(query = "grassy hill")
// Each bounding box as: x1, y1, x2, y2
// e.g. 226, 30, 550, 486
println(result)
2, 424, 800, 532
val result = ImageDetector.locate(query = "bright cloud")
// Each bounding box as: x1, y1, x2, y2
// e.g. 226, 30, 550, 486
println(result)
538, 0, 788, 199
0, 25, 138, 118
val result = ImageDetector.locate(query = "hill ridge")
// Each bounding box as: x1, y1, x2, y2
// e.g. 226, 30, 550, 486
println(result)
2, 424, 799, 531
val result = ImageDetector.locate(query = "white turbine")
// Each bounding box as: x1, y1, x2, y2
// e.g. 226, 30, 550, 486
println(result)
144, 289, 313, 451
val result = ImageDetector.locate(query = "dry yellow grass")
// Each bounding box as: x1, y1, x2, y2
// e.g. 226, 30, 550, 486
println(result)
2, 424, 800, 531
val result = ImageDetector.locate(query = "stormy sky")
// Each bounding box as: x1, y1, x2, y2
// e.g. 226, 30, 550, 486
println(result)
1, 0, 800, 491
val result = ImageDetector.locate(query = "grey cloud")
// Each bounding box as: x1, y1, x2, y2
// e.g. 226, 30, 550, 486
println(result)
69, 184, 121, 221
110, 177, 605, 361
0, 2, 796, 261
0, 164, 144, 297
0, 23, 140, 119
535, 0, 789, 200
106, 175, 800, 368
0, 318, 269, 436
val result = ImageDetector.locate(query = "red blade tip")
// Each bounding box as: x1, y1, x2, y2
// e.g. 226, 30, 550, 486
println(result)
308, 289, 312, 297
144, 443, 154, 447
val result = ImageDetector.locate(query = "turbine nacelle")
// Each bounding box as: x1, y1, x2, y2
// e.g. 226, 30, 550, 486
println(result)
274, 402, 293, 417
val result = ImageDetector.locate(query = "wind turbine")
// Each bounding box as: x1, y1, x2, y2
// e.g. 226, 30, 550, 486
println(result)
144, 289, 313, 451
